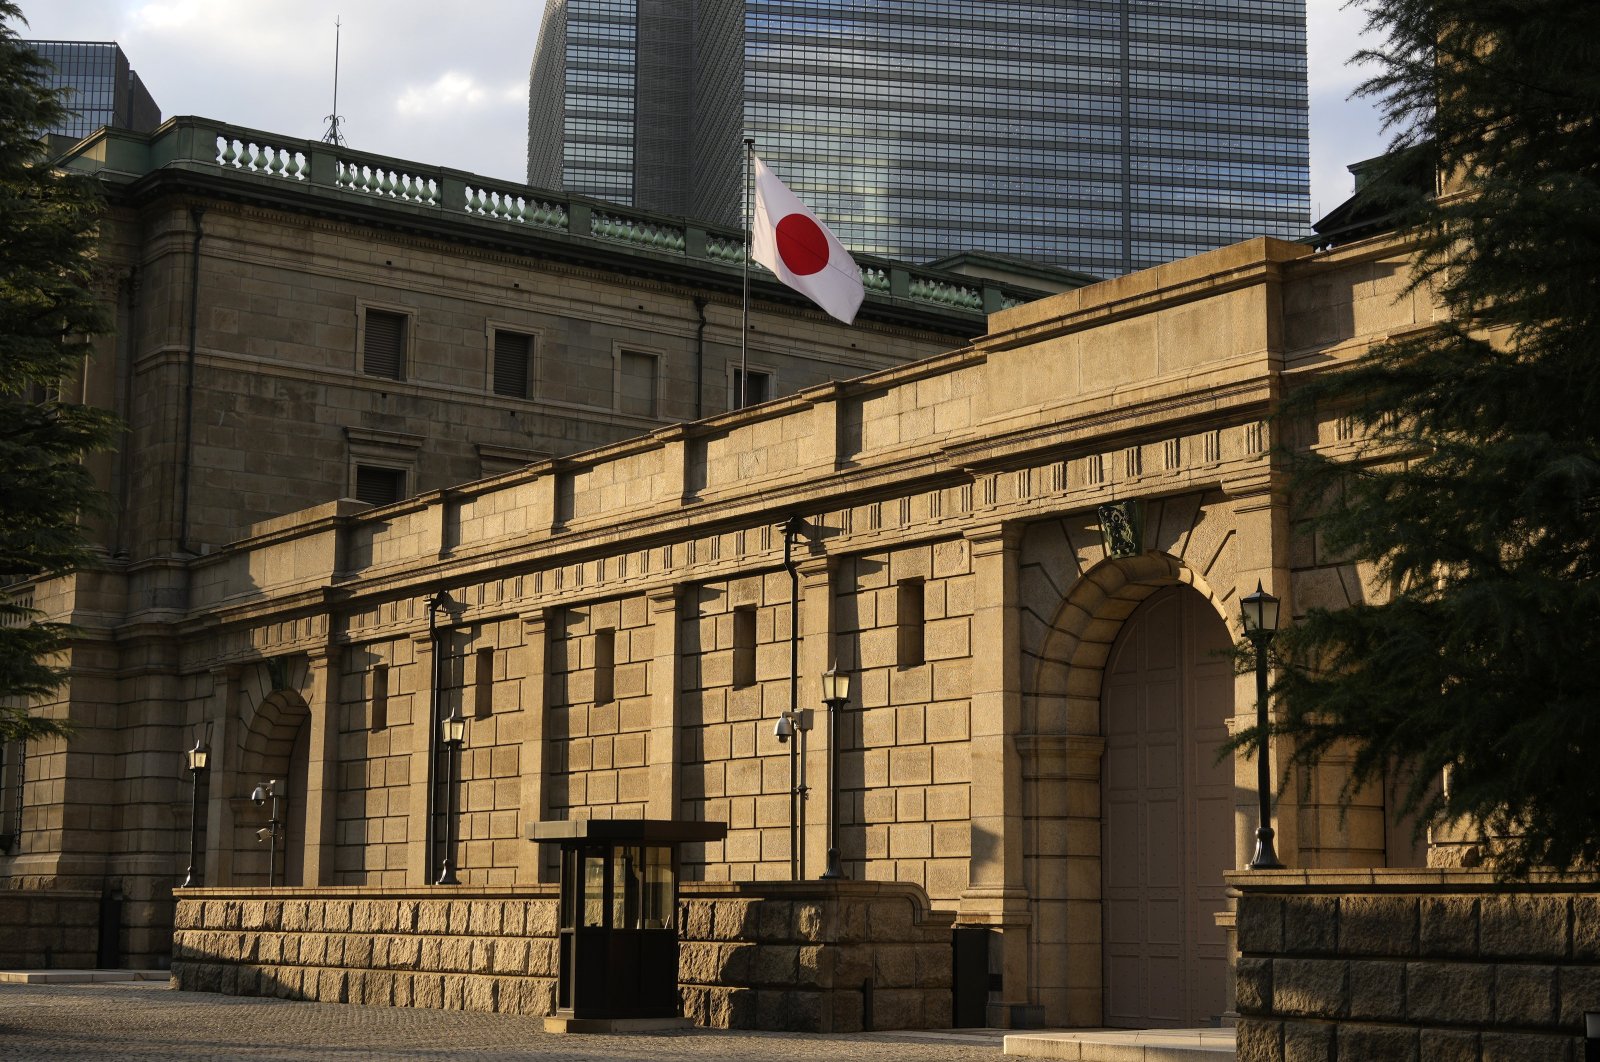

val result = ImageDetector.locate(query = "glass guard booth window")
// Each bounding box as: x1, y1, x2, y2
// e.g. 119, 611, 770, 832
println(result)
562, 844, 674, 931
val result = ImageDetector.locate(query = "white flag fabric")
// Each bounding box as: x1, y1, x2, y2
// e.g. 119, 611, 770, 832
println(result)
750, 155, 864, 325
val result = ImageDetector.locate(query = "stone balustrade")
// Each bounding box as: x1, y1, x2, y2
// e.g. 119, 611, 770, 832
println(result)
170, 881, 954, 1032
1232, 869, 1600, 1060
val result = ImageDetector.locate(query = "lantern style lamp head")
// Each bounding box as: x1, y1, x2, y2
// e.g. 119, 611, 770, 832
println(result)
441, 710, 467, 747
819, 667, 850, 708
186, 739, 210, 773
1240, 581, 1281, 643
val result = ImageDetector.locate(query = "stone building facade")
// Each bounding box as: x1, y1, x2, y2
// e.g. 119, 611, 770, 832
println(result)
1, 115, 1044, 965
11, 119, 1443, 1028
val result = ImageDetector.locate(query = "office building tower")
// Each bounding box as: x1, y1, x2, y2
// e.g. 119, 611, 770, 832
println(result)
31, 40, 162, 144
527, 0, 1310, 278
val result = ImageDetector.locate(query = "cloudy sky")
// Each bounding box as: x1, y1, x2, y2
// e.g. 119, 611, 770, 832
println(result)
19, 0, 1389, 221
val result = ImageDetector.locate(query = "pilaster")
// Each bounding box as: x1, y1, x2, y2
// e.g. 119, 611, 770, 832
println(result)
645, 587, 683, 820
299, 647, 341, 885
797, 557, 835, 880
516, 608, 553, 882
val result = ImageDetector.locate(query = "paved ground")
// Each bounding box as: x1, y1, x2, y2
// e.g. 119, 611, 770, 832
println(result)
0, 981, 1009, 1061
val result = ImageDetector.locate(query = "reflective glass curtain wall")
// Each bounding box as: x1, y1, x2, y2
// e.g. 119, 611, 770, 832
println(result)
527, 0, 1309, 277
32, 41, 160, 141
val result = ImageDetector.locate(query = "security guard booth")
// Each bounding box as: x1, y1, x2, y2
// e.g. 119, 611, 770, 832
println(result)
528, 818, 727, 1030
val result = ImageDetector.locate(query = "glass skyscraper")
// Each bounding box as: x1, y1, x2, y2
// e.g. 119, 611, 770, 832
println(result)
528, 1, 1308, 277
31, 41, 162, 143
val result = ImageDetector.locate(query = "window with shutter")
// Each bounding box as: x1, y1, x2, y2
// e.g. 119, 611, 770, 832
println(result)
355, 465, 407, 506
362, 309, 406, 380
493, 331, 532, 398
732, 368, 772, 408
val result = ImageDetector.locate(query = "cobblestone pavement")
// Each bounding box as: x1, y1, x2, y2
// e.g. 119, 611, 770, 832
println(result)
0, 982, 1008, 1061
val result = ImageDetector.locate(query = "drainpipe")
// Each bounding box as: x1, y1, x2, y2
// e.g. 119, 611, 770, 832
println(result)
782, 515, 804, 878
177, 208, 204, 554
692, 297, 708, 420
425, 593, 445, 880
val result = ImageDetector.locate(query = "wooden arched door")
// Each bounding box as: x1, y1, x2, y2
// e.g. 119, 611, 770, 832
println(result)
1101, 585, 1234, 1027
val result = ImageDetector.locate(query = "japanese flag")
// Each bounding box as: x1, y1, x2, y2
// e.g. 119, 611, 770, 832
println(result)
751, 155, 864, 325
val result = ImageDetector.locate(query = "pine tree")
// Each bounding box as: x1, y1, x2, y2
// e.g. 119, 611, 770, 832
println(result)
1267, 0, 1600, 873
0, 2, 120, 743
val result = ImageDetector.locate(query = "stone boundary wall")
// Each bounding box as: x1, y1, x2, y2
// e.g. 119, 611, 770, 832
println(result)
678, 881, 954, 1032
171, 881, 954, 1032
0, 889, 101, 969
1231, 869, 1600, 1061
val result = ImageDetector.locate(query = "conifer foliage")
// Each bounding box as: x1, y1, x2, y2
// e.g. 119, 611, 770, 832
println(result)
1269, 0, 1600, 873
0, 2, 119, 742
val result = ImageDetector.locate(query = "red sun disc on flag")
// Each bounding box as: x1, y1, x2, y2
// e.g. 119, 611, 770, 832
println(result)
775, 213, 829, 276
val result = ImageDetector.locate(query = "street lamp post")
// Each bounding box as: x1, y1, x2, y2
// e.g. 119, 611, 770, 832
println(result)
436, 708, 467, 885
773, 709, 811, 879
250, 780, 283, 886
180, 737, 210, 888
818, 667, 851, 880
1240, 580, 1284, 870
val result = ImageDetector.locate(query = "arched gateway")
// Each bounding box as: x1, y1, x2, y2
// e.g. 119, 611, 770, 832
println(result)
1100, 584, 1233, 1027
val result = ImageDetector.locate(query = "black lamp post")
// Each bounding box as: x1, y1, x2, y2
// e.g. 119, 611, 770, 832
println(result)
1240, 580, 1284, 870
436, 708, 467, 885
819, 667, 852, 880
250, 780, 283, 886
774, 709, 811, 879
180, 737, 210, 888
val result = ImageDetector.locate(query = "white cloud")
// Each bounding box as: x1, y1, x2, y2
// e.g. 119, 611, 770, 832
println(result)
395, 73, 488, 118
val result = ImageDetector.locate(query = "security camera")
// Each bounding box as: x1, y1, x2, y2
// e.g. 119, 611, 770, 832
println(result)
774, 714, 793, 743
256, 827, 271, 844
251, 785, 265, 807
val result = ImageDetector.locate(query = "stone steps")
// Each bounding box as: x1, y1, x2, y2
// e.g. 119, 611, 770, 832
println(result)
1004, 1027, 1235, 1060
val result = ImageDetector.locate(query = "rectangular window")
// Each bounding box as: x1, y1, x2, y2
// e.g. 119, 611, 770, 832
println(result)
370, 665, 389, 732
618, 350, 658, 417
354, 465, 407, 507
493, 330, 533, 398
474, 647, 495, 719
731, 368, 772, 409
732, 606, 757, 688
897, 578, 926, 668
593, 628, 615, 705
362, 308, 406, 380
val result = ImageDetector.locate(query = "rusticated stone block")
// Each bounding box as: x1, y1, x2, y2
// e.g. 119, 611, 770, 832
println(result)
1556, 966, 1600, 1025
1348, 960, 1405, 1021
498, 902, 524, 937
833, 945, 873, 985
257, 934, 282, 963
836, 900, 867, 944
1239, 897, 1285, 954
1574, 895, 1600, 961
1340, 1024, 1419, 1062
323, 902, 352, 933
1479, 1031, 1572, 1062
830, 987, 865, 1033
219, 964, 240, 997
1407, 961, 1491, 1024
1236, 1018, 1284, 1062
463, 975, 498, 1012
1283, 1019, 1333, 1062
1420, 1028, 1478, 1062
1237, 956, 1273, 1013
872, 988, 927, 1032
756, 988, 819, 1031
370, 902, 399, 934
263, 901, 283, 930
1284, 897, 1338, 954
1340, 895, 1418, 957
416, 900, 449, 934
281, 901, 306, 932
719, 942, 759, 983
413, 973, 443, 1009
714, 900, 760, 941
872, 945, 918, 989
350, 902, 372, 934
528, 938, 558, 978
1480, 896, 1568, 960
395, 901, 418, 933
241, 901, 267, 930
867, 899, 913, 943
388, 935, 420, 968
681, 900, 714, 940
495, 936, 529, 975
1421, 898, 1478, 958
527, 901, 558, 938
754, 944, 799, 985
346, 935, 374, 968
468, 938, 493, 971
467, 901, 501, 936
922, 991, 952, 1029
1275, 959, 1347, 1018
1494, 964, 1556, 1026
758, 900, 794, 942
393, 973, 414, 1007
678, 941, 717, 983
795, 902, 825, 943
442, 974, 466, 1010
916, 945, 952, 989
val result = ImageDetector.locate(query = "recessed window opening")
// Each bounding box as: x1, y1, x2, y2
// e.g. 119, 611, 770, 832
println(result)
362, 308, 406, 380
370, 665, 389, 732
733, 606, 757, 688
897, 578, 926, 668
493, 330, 533, 398
474, 647, 495, 719
593, 628, 616, 705
355, 465, 407, 507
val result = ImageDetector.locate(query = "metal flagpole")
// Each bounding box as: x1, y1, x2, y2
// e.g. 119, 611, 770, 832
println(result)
740, 137, 754, 410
